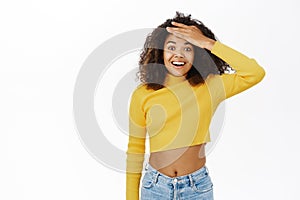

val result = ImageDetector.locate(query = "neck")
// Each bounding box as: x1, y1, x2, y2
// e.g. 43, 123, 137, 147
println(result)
164, 73, 187, 86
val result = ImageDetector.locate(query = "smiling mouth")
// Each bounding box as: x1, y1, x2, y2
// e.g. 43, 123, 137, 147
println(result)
171, 61, 186, 68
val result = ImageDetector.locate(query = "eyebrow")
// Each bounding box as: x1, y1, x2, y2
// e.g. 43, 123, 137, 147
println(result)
166, 41, 192, 46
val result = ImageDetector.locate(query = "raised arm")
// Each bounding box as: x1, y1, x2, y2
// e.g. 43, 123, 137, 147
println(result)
166, 21, 265, 99
210, 41, 265, 98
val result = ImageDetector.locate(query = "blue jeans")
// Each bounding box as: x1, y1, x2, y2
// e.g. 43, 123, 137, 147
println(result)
141, 163, 214, 200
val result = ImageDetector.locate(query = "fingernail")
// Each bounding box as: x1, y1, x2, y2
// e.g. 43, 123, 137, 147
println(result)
166, 27, 173, 32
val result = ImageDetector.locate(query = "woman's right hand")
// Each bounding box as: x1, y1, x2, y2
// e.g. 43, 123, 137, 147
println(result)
166, 21, 216, 51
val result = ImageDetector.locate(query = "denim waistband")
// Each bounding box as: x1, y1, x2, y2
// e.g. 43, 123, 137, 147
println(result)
144, 163, 209, 185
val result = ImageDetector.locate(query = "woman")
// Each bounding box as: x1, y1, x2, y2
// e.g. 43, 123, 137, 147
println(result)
126, 12, 265, 200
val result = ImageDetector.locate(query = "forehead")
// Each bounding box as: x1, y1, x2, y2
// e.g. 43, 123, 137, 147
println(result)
164, 34, 191, 45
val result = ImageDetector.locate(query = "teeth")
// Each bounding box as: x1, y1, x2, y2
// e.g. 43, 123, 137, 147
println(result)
172, 61, 185, 66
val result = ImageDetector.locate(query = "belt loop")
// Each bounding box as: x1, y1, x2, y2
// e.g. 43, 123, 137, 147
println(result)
205, 166, 209, 174
188, 174, 194, 187
154, 172, 159, 184
145, 162, 149, 170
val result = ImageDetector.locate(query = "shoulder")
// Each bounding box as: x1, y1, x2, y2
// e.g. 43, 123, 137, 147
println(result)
202, 73, 225, 89
131, 83, 150, 98
204, 73, 222, 84
133, 83, 147, 93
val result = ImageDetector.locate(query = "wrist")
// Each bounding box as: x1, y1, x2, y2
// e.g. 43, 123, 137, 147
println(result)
204, 39, 216, 51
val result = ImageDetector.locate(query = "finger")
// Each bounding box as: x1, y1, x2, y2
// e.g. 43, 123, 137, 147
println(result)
166, 27, 189, 33
171, 32, 185, 39
167, 30, 188, 41
171, 21, 189, 28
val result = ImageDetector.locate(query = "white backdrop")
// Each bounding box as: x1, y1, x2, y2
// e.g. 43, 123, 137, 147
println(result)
1, 0, 300, 199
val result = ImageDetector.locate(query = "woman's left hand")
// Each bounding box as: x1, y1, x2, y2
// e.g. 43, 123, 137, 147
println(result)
166, 21, 215, 51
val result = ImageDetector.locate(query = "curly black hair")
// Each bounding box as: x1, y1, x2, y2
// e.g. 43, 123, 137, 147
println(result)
138, 12, 231, 90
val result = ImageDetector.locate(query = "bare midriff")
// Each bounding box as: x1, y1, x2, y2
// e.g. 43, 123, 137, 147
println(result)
149, 144, 206, 177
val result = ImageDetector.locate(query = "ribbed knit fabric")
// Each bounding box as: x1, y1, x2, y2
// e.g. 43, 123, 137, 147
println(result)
126, 41, 265, 199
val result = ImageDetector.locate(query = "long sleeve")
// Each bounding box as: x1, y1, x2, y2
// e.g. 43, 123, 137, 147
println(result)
210, 41, 266, 99
126, 86, 147, 200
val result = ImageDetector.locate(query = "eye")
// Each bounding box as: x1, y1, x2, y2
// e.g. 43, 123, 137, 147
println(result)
167, 46, 176, 51
184, 47, 192, 52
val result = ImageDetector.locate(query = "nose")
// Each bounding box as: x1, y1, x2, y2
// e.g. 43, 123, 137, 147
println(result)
174, 50, 185, 58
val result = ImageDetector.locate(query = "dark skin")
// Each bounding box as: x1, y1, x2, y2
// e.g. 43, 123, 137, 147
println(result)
149, 144, 207, 177
149, 22, 216, 177
167, 21, 216, 51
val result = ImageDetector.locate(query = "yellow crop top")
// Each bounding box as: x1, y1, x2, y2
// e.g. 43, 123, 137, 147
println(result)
126, 41, 265, 199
